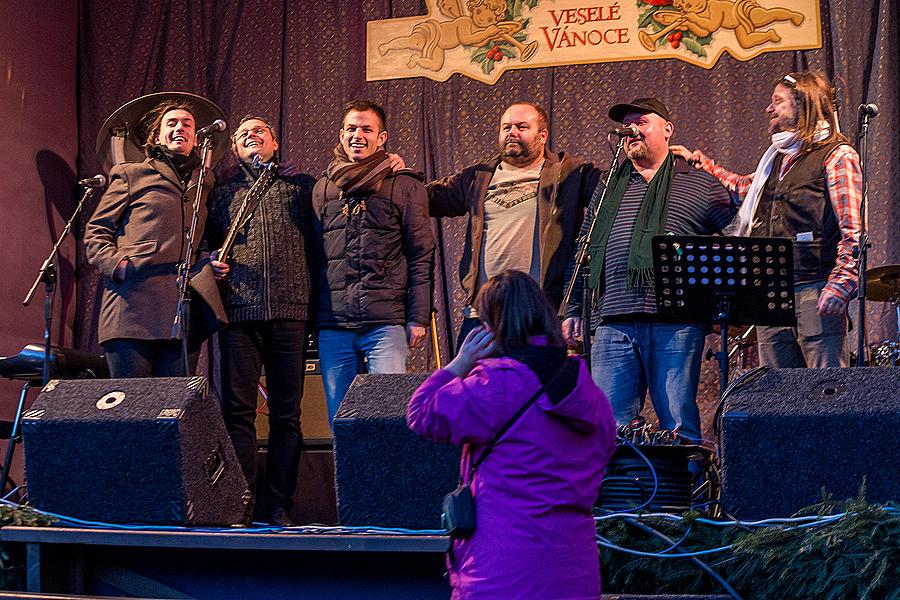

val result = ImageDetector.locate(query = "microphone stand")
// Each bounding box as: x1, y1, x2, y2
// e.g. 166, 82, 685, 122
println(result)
172, 136, 214, 375
23, 185, 98, 385
559, 134, 628, 365
9, 184, 97, 496
855, 108, 875, 367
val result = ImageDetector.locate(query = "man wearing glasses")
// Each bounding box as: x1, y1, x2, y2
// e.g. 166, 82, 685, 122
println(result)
206, 116, 315, 526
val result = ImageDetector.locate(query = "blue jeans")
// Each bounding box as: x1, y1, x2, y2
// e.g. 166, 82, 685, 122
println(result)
591, 320, 704, 441
317, 325, 408, 424
756, 281, 849, 368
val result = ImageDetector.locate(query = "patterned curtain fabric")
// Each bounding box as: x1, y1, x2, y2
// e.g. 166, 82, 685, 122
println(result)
76, 0, 900, 371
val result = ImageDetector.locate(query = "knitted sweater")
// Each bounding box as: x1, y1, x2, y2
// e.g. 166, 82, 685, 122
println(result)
206, 163, 315, 323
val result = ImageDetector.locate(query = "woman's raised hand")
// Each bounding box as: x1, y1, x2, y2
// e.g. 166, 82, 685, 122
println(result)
446, 326, 495, 378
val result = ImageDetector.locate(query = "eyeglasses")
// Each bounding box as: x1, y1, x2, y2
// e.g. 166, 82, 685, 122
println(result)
233, 126, 272, 142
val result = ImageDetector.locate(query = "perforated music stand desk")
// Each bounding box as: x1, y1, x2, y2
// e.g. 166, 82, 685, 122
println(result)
652, 235, 796, 399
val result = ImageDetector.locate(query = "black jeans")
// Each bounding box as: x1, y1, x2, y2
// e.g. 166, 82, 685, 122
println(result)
102, 338, 197, 378
218, 319, 307, 514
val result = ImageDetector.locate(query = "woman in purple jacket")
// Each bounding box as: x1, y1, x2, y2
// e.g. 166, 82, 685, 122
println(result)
408, 270, 617, 599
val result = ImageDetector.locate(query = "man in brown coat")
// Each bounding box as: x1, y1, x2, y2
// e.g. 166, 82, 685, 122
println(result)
85, 100, 226, 377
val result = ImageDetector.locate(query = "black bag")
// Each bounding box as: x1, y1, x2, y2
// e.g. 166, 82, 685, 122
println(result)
441, 482, 475, 538
440, 360, 571, 539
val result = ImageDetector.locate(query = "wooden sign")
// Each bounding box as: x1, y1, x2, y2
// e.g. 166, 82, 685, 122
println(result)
367, 0, 822, 84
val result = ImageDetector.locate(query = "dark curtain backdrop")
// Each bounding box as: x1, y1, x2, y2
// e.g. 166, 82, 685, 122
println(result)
76, 0, 899, 371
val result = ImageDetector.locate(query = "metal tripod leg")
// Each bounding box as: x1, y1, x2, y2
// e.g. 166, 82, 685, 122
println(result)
1, 381, 32, 497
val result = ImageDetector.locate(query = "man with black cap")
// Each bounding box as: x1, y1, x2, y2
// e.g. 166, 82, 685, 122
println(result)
564, 98, 733, 442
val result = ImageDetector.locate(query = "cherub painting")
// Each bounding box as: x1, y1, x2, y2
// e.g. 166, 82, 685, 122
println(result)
673, 0, 804, 48
378, 0, 526, 71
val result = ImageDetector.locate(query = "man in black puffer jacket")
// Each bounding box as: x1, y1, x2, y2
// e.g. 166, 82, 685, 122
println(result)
313, 100, 434, 423
206, 115, 314, 527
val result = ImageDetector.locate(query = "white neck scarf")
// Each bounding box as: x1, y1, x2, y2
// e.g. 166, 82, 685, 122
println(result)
726, 122, 831, 236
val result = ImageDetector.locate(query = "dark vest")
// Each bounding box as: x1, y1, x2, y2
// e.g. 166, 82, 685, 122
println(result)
750, 141, 844, 283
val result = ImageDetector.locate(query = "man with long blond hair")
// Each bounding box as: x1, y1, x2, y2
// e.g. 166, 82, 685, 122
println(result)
671, 70, 862, 368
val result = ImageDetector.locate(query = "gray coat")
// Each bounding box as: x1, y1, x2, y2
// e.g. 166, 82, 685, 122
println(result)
84, 156, 227, 348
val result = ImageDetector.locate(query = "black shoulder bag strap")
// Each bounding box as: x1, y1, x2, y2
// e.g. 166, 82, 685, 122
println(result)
464, 357, 575, 481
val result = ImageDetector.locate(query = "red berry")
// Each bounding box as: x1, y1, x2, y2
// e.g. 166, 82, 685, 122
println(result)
668, 33, 675, 42
672, 40, 680, 49
674, 32, 683, 42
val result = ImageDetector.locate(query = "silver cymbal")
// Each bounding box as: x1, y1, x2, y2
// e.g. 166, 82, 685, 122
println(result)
95, 91, 228, 174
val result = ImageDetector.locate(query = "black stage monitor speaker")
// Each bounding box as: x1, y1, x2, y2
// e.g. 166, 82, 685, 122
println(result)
333, 374, 461, 529
721, 367, 900, 520
22, 376, 251, 526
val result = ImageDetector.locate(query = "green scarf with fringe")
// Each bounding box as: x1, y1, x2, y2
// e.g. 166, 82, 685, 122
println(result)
588, 152, 675, 290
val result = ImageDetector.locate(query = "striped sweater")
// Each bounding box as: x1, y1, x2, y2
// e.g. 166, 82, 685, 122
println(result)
567, 157, 734, 325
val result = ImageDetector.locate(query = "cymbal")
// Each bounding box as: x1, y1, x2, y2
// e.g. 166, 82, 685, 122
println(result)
866, 264, 900, 302
95, 91, 228, 174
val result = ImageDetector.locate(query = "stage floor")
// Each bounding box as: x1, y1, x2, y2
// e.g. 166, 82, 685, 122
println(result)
0, 525, 451, 599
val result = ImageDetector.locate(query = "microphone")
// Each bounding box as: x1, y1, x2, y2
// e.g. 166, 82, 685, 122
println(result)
858, 103, 879, 118
610, 124, 640, 138
196, 119, 227, 137
78, 174, 107, 187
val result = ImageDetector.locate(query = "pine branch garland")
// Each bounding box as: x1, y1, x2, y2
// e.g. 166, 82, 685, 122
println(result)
598, 495, 900, 599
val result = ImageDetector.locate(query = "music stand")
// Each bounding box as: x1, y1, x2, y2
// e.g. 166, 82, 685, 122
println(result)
652, 236, 796, 399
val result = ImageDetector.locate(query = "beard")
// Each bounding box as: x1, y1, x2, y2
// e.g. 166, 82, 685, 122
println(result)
768, 113, 799, 135
626, 140, 648, 161
500, 137, 540, 166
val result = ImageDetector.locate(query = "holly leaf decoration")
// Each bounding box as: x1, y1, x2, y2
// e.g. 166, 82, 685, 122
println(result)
482, 59, 495, 74
499, 46, 516, 58
472, 49, 488, 63
639, 7, 660, 28
681, 36, 708, 58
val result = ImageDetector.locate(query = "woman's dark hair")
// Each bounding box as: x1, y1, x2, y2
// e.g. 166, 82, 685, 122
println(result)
474, 270, 564, 355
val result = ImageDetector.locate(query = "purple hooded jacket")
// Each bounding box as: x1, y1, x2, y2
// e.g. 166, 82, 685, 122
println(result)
407, 341, 617, 600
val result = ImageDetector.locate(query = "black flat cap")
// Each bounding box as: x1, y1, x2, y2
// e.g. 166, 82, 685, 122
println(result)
608, 97, 672, 123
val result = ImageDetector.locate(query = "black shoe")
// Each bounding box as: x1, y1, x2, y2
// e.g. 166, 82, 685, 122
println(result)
268, 506, 295, 527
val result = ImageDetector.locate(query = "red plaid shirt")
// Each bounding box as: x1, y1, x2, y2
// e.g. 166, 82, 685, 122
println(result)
698, 145, 862, 304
